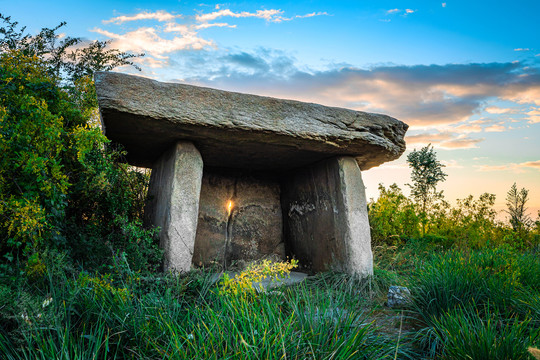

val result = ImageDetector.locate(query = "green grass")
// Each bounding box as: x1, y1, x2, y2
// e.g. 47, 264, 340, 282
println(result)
1, 241, 539, 359
409, 245, 540, 358
0, 266, 415, 359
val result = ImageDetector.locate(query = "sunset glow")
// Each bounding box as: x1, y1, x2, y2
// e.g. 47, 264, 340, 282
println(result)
227, 200, 234, 216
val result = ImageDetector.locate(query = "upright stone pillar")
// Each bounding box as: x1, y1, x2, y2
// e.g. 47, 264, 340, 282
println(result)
282, 156, 373, 275
145, 141, 203, 272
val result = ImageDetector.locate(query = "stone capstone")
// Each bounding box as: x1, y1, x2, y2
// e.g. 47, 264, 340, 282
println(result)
95, 71, 407, 171
144, 141, 203, 272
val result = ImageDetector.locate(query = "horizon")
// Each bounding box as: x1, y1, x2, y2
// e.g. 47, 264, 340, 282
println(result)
3, 0, 539, 221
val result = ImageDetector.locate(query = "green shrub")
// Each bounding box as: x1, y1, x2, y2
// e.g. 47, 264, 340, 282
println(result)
429, 307, 539, 360
0, 16, 160, 274
368, 183, 420, 245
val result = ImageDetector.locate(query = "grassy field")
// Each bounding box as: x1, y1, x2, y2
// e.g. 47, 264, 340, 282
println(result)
1, 239, 539, 359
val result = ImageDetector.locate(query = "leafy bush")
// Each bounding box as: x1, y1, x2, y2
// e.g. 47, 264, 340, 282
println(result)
368, 183, 420, 244
219, 259, 298, 296
0, 15, 160, 273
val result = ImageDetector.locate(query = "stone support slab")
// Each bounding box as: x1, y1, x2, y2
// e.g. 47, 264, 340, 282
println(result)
145, 141, 203, 272
192, 170, 285, 267
281, 156, 373, 275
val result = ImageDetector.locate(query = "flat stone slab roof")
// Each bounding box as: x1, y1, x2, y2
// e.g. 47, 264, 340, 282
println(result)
95, 71, 407, 170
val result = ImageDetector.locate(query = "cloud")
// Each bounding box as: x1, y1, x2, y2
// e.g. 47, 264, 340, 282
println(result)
484, 124, 506, 132
526, 108, 540, 123
94, 8, 326, 64
195, 9, 328, 23
386, 8, 415, 16
92, 27, 214, 56
406, 132, 454, 143
485, 106, 514, 114
521, 160, 540, 168
438, 137, 484, 149
103, 10, 180, 24
405, 131, 483, 149
514, 48, 531, 52
295, 12, 329, 19
442, 159, 463, 168
453, 123, 483, 133
222, 52, 271, 72
195, 9, 283, 22
477, 160, 540, 172
133, 56, 169, 69
94, 9, 540, 142
504, 86, 540, 106
194, 22, 237, 30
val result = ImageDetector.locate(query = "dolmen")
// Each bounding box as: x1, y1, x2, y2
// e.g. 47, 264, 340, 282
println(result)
95, 72, 408, 276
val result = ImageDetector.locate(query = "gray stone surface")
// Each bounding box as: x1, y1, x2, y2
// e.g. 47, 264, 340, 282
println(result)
281, 156, 373, 275
144, 141, 203, 272
387, 286, 411, 308
192, 169, 285, 267
95, 71, 407, 171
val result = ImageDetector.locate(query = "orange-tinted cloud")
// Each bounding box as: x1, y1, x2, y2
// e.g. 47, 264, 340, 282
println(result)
477, 160, 540, 172
405, 132, 484, 149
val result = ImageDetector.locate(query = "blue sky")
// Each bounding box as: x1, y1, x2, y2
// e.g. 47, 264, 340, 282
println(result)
3, 0, 540, 217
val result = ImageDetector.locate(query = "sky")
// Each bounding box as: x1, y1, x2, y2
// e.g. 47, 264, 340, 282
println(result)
2, 0, 540, 220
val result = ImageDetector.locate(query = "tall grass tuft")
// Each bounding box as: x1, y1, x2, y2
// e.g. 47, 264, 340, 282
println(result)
430, 307, 539, 360
411, 245, 540, 357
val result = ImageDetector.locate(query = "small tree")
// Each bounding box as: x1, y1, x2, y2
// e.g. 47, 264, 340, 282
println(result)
505, 183, 531, 233
406, 144, 447, 235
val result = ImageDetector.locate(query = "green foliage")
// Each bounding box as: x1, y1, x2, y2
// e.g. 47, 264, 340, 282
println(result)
368, 180, 538, 250
2, 240, 538, 359
412, 247, 533, 317
506, 182, 532, 233
430, 307, 539, 360
0, 50, 79, 258
431, 193, 500, 248
368, 183, 420, 244
0, 15, 159, 274
219, 259, 298, 296
0, 265, 416, 360
411, 246, 540, 357
406, 144, 447, 235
